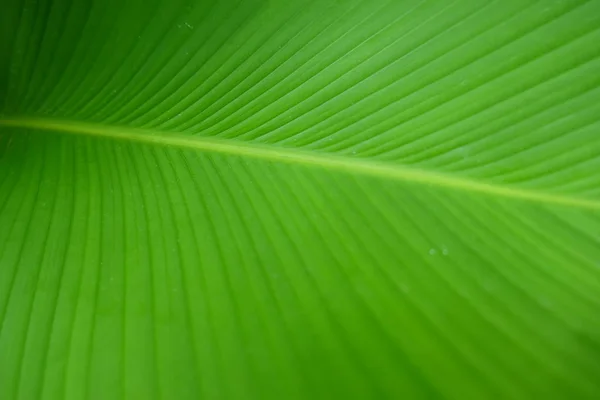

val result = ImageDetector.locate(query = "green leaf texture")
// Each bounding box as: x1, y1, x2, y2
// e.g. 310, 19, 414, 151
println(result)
1, 0, 600, 399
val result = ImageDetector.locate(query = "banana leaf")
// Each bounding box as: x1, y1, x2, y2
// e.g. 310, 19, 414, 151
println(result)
1, 0, 600, 399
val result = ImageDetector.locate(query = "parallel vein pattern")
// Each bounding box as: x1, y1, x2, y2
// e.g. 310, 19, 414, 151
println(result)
3, 0, 600, 197
2, 1, 600, 399
0, 129, 600, 400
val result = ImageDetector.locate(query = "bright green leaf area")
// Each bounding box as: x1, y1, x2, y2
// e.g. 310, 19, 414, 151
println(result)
1, 0, 600, 399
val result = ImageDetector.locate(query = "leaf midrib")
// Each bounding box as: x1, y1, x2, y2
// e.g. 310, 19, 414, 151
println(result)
1, 117, 598, 211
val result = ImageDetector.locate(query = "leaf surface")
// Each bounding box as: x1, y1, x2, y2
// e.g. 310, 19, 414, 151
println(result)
1, 0, 600, 399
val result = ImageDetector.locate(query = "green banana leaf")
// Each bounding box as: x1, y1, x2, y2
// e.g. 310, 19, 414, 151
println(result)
1, 0, 600, 398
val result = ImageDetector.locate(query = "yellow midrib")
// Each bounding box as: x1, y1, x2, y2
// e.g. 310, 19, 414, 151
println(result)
1, 117, 599, 211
